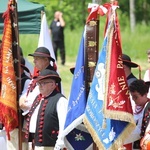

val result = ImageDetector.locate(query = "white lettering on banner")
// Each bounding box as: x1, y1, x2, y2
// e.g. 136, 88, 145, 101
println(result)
74, 66, 84, 79
88, 92, 97, 109
5, 49, 12, 63
72, 84, 85, 107
118, 76, 128, 91
4, 66, 9, 74
67, 84, 85, 113
117, 54, 123, 69
7, 77, 16, 90
86, 104, 103, 133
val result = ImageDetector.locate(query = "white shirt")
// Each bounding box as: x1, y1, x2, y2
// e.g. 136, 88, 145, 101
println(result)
0, 130, 7, 150
20, 80, 40, 115
29, 99, 42, 133
124, 103, 147, 144
21, 78, 31, 95
144, 69, 150, 82
56, 97, 68, 148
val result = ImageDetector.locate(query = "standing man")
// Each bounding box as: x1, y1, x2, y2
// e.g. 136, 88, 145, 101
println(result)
19, 47, 57, 149
19, 46, 56, 114
49, 11, 66, 65
25, 69, 68, 150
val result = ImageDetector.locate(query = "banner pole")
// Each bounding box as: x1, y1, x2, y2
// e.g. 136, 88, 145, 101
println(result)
85, 0, 101, 149
11, 0, 22, 150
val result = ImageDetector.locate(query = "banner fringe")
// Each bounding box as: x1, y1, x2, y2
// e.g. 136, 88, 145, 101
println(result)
0, 102, 18, 139
83, 117, 105, 150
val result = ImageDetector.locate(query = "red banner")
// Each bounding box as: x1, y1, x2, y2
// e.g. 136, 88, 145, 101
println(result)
0, 3, 18, 139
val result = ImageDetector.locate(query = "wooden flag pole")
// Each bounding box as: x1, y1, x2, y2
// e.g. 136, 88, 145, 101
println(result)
85, 0, 100, 99
10, 0, 22, 150
85, 0, 100, 150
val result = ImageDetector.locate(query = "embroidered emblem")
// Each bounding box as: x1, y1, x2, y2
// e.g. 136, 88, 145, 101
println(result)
75, 133, 85, 141
103, 127, 116, 144
108, 83, 125, 108
95, 63, 105, 100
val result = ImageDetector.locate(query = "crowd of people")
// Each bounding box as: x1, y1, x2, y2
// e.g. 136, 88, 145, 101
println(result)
0, 11, 150, 150
0, 45, 150, 150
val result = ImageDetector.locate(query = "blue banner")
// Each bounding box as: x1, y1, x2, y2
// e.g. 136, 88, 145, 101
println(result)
62, 28, 93, 149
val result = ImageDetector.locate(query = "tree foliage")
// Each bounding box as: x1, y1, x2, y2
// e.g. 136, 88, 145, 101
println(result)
29, 0, 150, 30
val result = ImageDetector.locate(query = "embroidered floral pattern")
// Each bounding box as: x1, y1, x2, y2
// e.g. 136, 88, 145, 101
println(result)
103, 127, 116, 144
75, 133, 85, 141
108, 83, 125, 108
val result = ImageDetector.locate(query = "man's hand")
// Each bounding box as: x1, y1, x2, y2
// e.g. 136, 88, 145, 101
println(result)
58, 11, 65, 27
19, 96, 30, 110
59, 12, 63, 18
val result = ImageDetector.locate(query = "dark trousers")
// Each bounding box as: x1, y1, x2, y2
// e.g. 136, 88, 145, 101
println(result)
52, 40, 65, 65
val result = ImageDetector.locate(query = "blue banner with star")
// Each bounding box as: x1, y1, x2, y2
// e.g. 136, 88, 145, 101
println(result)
62, 28, 93, 150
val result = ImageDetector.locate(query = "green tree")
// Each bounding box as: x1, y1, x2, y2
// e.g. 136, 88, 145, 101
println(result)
30, 0, 94, 30
29, 0, 150, 30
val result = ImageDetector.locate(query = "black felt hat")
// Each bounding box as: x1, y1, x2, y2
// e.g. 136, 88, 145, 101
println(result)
28, 47, 55, 62
70, 67, 75, 74
122, 54, 138, 68
36, 69, 61, 83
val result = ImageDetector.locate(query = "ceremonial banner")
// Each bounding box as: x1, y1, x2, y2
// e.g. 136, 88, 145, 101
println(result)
38, 13, 56, 60
83, 5, 136, 150
62, 29, 93, 150
0, 2, 18, 139
64, 30, 85, 130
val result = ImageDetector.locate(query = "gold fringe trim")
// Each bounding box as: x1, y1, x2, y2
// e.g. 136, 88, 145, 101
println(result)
83, 116, 135, 150
83, 117, 105, 150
